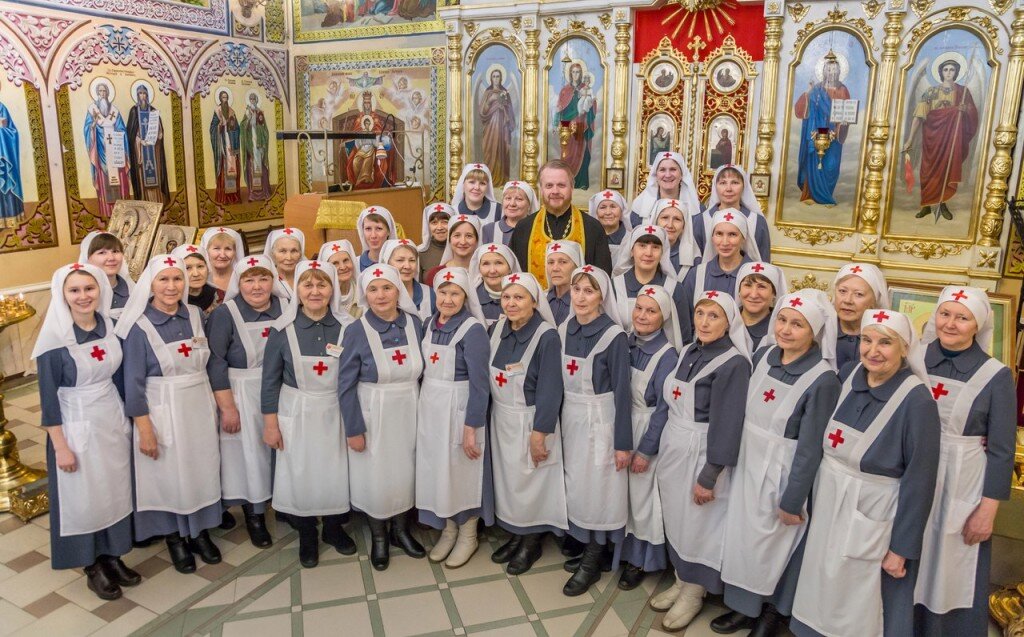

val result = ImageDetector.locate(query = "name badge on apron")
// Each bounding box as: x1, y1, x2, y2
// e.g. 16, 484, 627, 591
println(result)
505, 362, 525, 374
326, 343, 343, 358
191, 336, 209, 348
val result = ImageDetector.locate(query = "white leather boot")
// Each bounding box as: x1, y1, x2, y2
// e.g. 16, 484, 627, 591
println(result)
429, 519, 459, 562
649, 576, 683, 611
444, 517, 479, 568
661, 582, 705, 631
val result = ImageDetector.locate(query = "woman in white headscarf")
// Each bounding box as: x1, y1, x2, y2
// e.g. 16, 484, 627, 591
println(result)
640, 290, 751, 631
116, 254, 223, 574
629, 151, 702, 228
452, 163, 502, 224
698, 164, 771, 262
80, 231, 133, 319
913, 286, 1015, 636
200, 226, 247, 291
651, 198, 700, 279
172, 245, 224, 318
734, 261, 788, 351
32, 262, 139, 600
589, 189, 631, 263
318, 239, 360, 319
262, 227, 307, 298
715, 289, 841, 636
468, 241, 521, 326
381, 238, 434, 320
484, 180, 539, 247
543, 239, 584, 325
355, 205, 399, 271
418, 202, 454, 279
424, 213, 481, 287
832, 262, 890, 371
612, 224, 688, 332
792, 309, 939, 637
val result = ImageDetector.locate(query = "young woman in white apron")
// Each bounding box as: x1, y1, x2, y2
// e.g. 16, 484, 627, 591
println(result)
714, 290, 841, 637
80, 231, 133, 319
318, 239, 361, 319
381, 238, 434, 320
339, 264, 424, 571
261, 260, 354, 568
610, 223, 687, 333
588, 189, 631, 263
913, 286, 1015, 636
32, 263, 140, 600
544, 240, 583, 326
638, 291, 751, 631
206, 255, 286, 548
415, 267, 492, 568
488, 272, 567, 575
452, 163, 502, 225
697, 164, 771, 262
425, 214, 481, 286
262, 228, 307, 299
355, 205, 399, 271
734, 261, 787, 352
619, 286, 681, 591
651, 198, 700, 280
791, 310, 940, 637
628, 151, 702, 230
558, 265, 632, 597
831, 262, 889, 371
199, 226, 246, 292
469, 242, 521, 327
117, 255, 224, 574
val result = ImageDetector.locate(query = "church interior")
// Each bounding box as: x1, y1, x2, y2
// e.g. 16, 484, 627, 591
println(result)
1, 0, 1024, 635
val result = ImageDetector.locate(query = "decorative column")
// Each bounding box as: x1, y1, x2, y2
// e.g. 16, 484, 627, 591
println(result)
751, 12, 784, 213
522, 26, 541, 187
447, 26, 464, 198
858, 9, 905, 236
979, 7, 1024, 247
610, 18, 631, 179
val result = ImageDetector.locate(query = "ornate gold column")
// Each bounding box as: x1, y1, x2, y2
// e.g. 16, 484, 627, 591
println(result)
447, 28, 464, 198
858, 9, 904, 236
610, 19, 631, 178
522, 27, 541, 187
979, 8, 1024, 247
751, 14, 784, 213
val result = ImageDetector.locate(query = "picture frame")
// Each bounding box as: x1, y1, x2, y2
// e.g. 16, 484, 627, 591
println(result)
605, 168, 624, 190
648, 61, 681, 94
709, 59, 743, 94
108, 199, 162, 280
150, 224, 198, 259
888, 283, 1015, 367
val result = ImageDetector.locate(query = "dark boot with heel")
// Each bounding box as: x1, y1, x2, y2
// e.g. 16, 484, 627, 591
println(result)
165, 533, 196, 574
368, 517, 390, 571
242, 503, 272, 548
389, 512, 425, 558
562, 541, 603, 597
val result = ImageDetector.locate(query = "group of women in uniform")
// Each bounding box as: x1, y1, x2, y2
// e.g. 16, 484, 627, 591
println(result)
32, 155, 1013, 637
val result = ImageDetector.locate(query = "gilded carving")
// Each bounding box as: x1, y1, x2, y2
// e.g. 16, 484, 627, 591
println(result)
911, 0, 935, 17
862, 0, 884, 19
991, 0, 1013, 16
787, 3, 811, 23
633, 37, 691, 194
448, 32, 463, 196
794, 10, 874, 51
522, 29, 540, 186
599, 13, 612, 29
781, 227, 853, 246
611, 21, 631, 173
542, 20, 605, 60
752, 16, 783, 213
511, 17, 521, 32
860, 237, 878, 253
977, 250, 997, 268
789, 273, 830, 292
881, 240, 969, 259
464, 21, 477, 37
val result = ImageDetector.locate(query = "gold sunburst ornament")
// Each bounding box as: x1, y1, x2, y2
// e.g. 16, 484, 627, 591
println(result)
662, 0, 737, 40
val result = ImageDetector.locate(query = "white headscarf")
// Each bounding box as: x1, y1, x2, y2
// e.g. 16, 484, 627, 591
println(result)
318, 239, 359, 310
833, 263, 890, 310
570, 265, 626, 330
172, 243, 207, 264
199, 226, 247, 269
439, 213, 482, 265
356, 205, 399, 254
922, 285, 995, 354
706, 164, 762, 215
272, 259, 348, 330
357, 262, 419, 317
502, 272, 555, 326
589, 189, 632, 232
113, 254, 189, 338
613, 224, 675, 278
860, 308, 928, 384
630, 151, 701, 224
78, 230, 134, 291
650, 198, 700, 276
379, 238, 421, 269
452, 163, 497, 209
469, 242, 521, 289
418, 202, 455, 252
634, 284, 682, 351
31, 263, 114, 360
735, 261, 788, 299
223, 253, 290, 303
703, 207, 762, 262
431, 266, 487, 326
263, 228, 307, 262
765, 289, 839, 370
694, 289, 752, 362
501, 180, 540, 214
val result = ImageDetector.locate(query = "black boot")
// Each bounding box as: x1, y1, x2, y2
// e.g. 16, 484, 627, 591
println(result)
563, 543, 613, 573
219, 509, 237, 530
85, 561, 122, 600
368, 517, 390, 571
389, 512, 425, 558
297, 519, 319, 568
710, 610, 757, 634
322, 515, 357, 555
491, 535, 522, 564
749, 604, 787, 637
560, 534, 584, 557
242, 504, 273, 548
617, 564, 645, 590
916, 206, 931, 218
562, 541, 603, 596
98, 555, 141, 587
506, 533, 543, 575
165, 533, 196, 574
188, 529, 222, 564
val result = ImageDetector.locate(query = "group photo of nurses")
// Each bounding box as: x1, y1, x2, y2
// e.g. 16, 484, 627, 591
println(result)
32, 156, 1014, 637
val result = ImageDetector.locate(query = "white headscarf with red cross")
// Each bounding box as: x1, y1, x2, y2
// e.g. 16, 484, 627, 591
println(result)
501, 271, 555, 326
694, 289, 752, 362
921, 285, 995, 354
32, 262, 114, 359
765, 289, 838, 370
703, 207, 762, 262
859, 308, 928, 383
114, 254, 190, 338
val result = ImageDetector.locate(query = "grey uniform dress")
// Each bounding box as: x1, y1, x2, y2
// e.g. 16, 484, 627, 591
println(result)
111, 276, 130, 312
744, 314, 772, 351
835, 319, 861, 371
678, 255, 753, 341
476, 283, 503, 325
546, 288, 572, 326
482, 218, 515, 246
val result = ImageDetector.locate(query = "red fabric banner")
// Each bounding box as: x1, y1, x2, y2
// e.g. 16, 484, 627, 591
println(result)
633, 2, 766, 63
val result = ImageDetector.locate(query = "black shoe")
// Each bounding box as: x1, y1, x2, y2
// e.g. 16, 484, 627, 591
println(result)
242, 505, 273, 549
166, 534, 196, 574
219, 509, 237, 530
749, 605, 787, 637
389, 513, 426, 558
916, 206, 931, 219
98, 555, 142, 587
617, 564, 645, 590
85, 562, 122, 600
939, 202, 953, 220
323, 523, 357, 556
298, 526, 319, 568
564, 544, 613, 573
560, 534, 584, 557
711, 610, 757, 634
368, 518, 390, 571
562, 542, 603, 596
188, 530, 222, 564
507, 533, 543, 575
492, 535, 522, 563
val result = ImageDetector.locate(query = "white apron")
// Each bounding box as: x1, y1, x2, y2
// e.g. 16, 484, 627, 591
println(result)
656, 344, 739, 571
792, 369, 920, 637
272, 324, 349, 516
612, 274, 678, 331
720, 347, 831, 594
415, 318, 485, 518
219, 300, 274, 503
625, 341, 674, 545
348, 314, 422, 519
56, 323, 133, 536
558, 322, 628, 530
914, 358, 1004, 613
134, 305, 221, 515
489, 317, 569, 529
